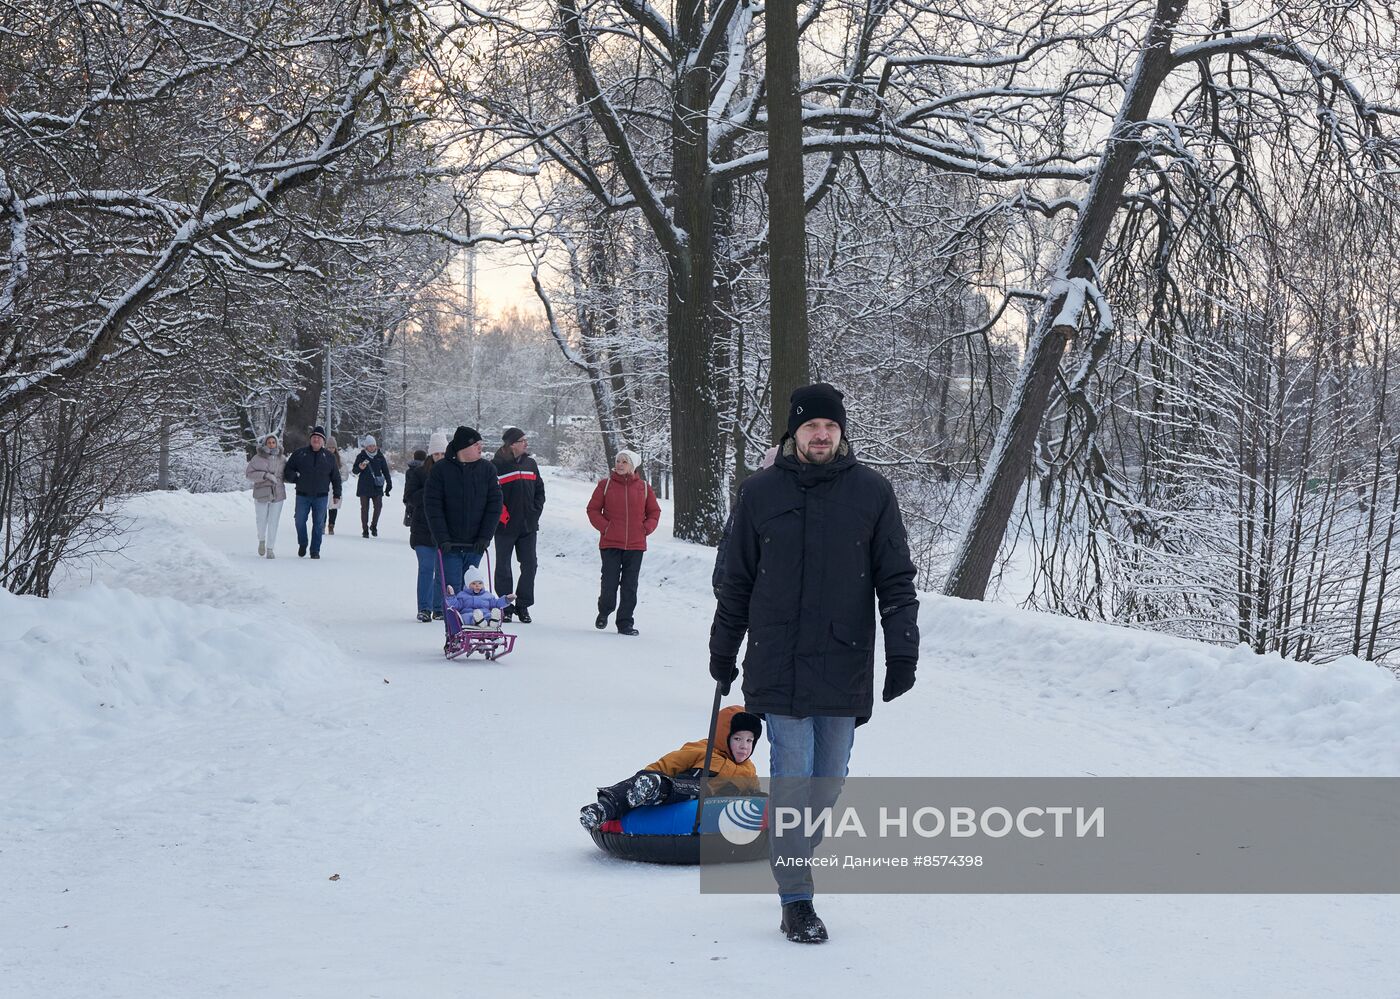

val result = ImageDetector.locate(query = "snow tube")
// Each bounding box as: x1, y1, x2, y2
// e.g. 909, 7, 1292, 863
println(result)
588, 795, 769, 865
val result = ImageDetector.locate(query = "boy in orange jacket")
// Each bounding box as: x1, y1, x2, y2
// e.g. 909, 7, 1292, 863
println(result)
579, 705, 762, 829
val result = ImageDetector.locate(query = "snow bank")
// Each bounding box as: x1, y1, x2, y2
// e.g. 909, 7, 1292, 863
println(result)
0, 584, 351, 741
60, 489, 269, 606
927, 595, 1400, 773
5, 487, 355, 742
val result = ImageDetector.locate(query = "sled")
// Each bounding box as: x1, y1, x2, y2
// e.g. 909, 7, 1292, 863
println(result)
443, 612, 517, 661
588, 795, 769, 865
437, 547, 517, 662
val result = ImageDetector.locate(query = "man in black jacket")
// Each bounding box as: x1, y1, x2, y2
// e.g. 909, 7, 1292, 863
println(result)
282, 425, 343, 559
492, 427, 546, 623
423, 425, 503, 596
709, 383, 920, 944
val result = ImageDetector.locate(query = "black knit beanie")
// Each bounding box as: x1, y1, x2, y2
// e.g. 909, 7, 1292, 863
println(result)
449, 425, 482, 453
729, 711, 763, 742
502, 427, 525, 445
787, 383, 847, 439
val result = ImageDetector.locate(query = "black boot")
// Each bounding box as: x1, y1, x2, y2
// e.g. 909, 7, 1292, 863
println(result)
624, 771, 667, 807
515, 607, 532, 624
595, 613, 608, 630
780, 901, 829, 943
579, 787, 624, 829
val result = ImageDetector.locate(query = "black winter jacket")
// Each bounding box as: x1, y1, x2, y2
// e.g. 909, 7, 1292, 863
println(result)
352, 450, 393, 498
403, 462, 435, 548
423, 455, 503, 550
282, 446, 343, 499
492, 448, 546, 533
709, 442, 920, 720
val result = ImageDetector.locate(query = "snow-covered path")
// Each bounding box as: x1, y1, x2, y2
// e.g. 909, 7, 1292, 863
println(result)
3, 471, 1398, 998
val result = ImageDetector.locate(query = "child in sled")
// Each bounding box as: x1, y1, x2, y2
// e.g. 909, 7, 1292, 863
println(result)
444, 568, 515, 629
579, 705, 762, 829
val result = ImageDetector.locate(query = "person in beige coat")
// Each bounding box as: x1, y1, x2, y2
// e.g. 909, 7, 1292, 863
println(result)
244, 433, 287, 558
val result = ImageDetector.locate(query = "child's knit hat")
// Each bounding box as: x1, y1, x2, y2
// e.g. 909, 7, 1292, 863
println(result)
729, 711, 762, 742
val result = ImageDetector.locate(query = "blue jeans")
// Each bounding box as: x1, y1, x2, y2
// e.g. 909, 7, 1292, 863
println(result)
436, 548, 483, 598
766, 714, 857, 904
294, 494, 330, 554
415, 545, 443, 613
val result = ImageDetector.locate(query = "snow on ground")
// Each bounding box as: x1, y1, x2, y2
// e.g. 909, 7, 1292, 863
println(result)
2, 468, 1398, 998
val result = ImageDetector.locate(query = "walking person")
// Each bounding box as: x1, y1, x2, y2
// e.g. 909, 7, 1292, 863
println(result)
244, 433, 287, 559
403, 449, 426, 527
325, 433, 344, 535
282, 425, 343, 559
404, 433, 447, 622
587, 449, 660, 636
709, 383, 921, 944
423, 426, 502, 598
492, 427, 545, 623
352, 435, 393, 538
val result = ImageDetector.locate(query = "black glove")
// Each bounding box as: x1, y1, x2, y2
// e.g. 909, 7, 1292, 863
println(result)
882, 659, 917, 702
710, 654, 739, 696
385, 488, 392, 496
471, 541, 488, 555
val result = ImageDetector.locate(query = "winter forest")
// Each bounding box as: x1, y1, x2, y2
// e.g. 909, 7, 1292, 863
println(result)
6, 0, 1400, 671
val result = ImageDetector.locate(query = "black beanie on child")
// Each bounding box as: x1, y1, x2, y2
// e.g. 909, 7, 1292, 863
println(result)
786, 383, 847, 439
729, 711, 763, 742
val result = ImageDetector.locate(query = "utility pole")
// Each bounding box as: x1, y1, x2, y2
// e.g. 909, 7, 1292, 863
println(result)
322, 346, 333, 436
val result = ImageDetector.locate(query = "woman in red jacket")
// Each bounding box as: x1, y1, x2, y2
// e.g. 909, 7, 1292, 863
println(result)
587, 449, 661, 636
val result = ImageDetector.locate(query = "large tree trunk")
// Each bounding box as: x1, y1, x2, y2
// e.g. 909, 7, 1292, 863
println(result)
765, 0, 810, 436
667, 0, 724, 544
284, 327, 327, 452
943, 0, 1188, 600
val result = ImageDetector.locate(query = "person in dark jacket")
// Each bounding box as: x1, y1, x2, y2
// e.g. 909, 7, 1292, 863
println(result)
586, 448, 661, 635
403, 449, 426, 527
423, 425, 503, 598
492, 427, 546, 623
352, 435, 393, 538
404, 433, 446, 621
282, 425, 343, 559
709, 383, 920, 944
325, 433, 344, 534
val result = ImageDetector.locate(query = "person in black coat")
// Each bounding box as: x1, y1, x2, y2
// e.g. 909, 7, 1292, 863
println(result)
403, 450, 425, 526
423, 425, 503, 597
492, 427, 546, 623
282, 425, 343, 559
708, 383, 920, 944
352, 436, 393, 538
404, 435, 446, 621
